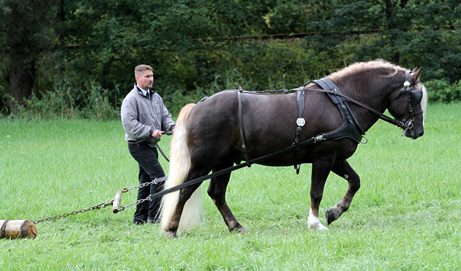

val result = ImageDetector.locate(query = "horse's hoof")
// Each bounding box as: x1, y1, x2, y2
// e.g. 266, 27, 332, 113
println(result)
230, 225, 246, 234
308, 222, 328, 231
162, 230, 177, 238
326, 207, 341, 225
236, 226, 246, 234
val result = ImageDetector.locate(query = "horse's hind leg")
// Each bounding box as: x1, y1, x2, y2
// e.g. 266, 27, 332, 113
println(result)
326, 160, 360, 225
164, 184, 201, 237
207, 163, 245, 233
164, 168, 209, 237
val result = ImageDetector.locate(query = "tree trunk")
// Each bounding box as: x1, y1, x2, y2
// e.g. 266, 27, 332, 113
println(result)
383, 0, 399, 63
2, 0, 55, 111
6, 56, 37, 108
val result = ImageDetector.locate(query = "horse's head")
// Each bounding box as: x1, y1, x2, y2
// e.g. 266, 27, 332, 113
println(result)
388, 68, 427, 139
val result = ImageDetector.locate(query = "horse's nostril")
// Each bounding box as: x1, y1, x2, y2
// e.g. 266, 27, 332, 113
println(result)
411, 129, 424, 139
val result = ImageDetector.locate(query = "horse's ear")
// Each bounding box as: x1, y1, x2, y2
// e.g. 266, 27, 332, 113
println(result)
411, 67, 422, 83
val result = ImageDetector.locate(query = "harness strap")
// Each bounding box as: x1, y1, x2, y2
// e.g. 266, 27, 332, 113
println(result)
235, 84, 417, 130
237, 89, 250, 166
293, 87, 306, 174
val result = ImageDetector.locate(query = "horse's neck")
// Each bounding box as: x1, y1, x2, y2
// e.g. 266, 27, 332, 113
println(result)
338, 77, 393, 133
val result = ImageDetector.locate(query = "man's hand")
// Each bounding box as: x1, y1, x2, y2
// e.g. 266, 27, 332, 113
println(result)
151, 129, 163, 139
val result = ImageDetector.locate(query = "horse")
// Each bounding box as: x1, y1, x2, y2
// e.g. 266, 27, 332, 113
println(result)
160, 60, 428, 237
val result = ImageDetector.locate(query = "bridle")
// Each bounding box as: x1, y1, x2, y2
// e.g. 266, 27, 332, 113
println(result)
394, 73, 424, 134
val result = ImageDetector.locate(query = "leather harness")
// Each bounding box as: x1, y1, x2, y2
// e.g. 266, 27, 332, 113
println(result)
237, 88, 250, 165
236, 78, 364, 173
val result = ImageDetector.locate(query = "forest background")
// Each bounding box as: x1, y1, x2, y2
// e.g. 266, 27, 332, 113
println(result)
1, 0, 460, 118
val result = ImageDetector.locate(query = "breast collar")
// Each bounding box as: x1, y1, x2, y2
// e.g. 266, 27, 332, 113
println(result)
311, 78, 364, 142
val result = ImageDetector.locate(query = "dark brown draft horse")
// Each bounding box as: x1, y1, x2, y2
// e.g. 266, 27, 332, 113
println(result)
160, 60, 427, 237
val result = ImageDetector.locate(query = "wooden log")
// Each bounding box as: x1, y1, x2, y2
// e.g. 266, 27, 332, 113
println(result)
0, 220, 37, 239
112, 190, 123, 213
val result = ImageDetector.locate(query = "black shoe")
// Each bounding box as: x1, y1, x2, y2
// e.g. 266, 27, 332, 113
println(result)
133, 220, 146, 225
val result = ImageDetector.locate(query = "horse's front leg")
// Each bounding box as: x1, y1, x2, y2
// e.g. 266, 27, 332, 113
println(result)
207, 165, 245, 233
326, 160, 360, 225
308, 158, 335, 231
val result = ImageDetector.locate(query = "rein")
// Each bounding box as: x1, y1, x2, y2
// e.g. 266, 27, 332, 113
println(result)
303, 87, 409, 130
239, 85, 413, 130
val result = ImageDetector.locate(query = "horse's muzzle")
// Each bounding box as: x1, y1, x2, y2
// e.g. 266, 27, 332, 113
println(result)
405, 128, 424, 139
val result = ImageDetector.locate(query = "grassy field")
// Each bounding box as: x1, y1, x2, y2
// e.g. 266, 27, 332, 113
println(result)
1, 103, 460, 270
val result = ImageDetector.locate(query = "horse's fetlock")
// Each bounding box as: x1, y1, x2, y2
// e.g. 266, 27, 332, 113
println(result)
310, 192, 324, 202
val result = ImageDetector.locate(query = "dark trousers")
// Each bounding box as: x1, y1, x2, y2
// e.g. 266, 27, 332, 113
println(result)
128, 142, 165, 223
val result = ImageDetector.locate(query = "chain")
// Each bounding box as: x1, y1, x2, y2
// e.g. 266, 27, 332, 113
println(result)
116, 195, 151, 213
120, 177, 166, 193
33, 177, 167, 224
114, 177, 167, 212
33, 200, 114, 224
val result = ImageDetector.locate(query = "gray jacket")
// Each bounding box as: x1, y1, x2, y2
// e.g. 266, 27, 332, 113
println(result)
121, 85, 175, 142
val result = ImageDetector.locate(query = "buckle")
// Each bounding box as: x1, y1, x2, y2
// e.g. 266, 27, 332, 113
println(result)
296, 118, 305, 127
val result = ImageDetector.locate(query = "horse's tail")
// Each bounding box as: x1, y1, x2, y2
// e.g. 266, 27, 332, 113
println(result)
160, 103, 203, 234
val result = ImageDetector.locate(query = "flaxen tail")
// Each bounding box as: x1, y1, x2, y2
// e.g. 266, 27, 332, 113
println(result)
160, 103, 203, 233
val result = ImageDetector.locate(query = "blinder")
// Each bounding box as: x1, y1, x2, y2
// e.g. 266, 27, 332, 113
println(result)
410, 88, 423, 105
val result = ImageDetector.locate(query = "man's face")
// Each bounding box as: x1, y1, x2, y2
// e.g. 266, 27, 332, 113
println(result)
136, 70, 154, 89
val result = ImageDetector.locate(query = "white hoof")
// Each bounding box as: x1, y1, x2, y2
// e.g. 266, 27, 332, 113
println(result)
308, 221, 328, 231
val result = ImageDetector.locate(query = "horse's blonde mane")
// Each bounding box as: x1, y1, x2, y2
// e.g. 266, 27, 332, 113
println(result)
329, 60, 408, 80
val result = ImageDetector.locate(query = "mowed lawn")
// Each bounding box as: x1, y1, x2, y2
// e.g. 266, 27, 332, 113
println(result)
0, 103, 460, 270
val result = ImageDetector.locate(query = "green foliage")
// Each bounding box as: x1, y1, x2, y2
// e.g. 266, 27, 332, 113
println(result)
425, 80, 461, 103
263, 1, 310, 33
80, 84, 120, 120
9, 81, 118, 120
22, 83, 78, 119
1, 0, 460, 117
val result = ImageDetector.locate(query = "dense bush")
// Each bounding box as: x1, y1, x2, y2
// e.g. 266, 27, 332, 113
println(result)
7, 83, 119, 120
425, 80, 461, 103
6, 76, 459, 120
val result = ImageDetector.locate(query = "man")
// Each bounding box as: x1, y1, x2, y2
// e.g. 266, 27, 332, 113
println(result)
121, 64, 175, 224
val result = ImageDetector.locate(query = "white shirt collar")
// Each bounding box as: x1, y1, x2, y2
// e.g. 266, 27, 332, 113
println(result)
136, 85, 149, 96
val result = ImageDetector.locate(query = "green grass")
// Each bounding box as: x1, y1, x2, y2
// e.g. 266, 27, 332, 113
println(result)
1, 103, 460, 270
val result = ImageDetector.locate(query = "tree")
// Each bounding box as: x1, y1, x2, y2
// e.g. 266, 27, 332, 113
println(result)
1, 0, 459, 116
0, 0, 57, 111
